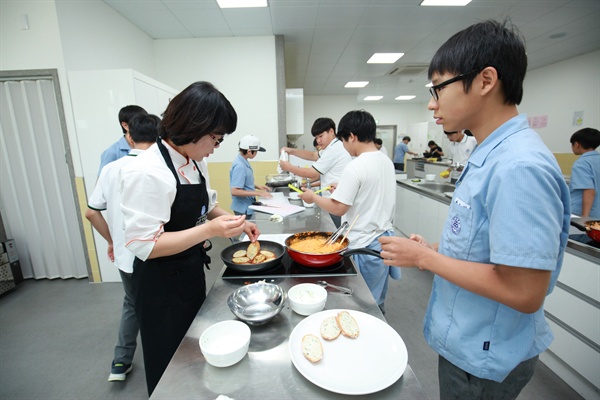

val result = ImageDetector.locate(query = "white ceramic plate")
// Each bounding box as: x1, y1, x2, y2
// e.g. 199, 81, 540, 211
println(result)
288, 309, 408, 395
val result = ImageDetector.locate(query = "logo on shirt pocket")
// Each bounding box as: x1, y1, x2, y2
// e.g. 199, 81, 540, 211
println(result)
451, 216, 461, 235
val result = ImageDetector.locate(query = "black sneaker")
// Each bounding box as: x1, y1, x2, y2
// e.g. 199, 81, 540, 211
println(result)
108, 361, 132, 382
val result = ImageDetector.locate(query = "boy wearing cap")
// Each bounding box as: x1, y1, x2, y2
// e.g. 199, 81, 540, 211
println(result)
230, 135, 272, 216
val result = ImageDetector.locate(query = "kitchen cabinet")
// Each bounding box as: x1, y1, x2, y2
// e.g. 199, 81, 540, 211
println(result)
68, 69, 178, 282
395, 182, 449, 242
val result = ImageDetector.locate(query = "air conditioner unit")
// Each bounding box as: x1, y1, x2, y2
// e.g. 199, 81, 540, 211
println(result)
387, 65, 429, 76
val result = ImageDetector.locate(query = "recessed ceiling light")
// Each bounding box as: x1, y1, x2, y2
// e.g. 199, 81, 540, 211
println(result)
345, 81, 369, 88
367, 53, 404, 64
395, 95, 416, 101
364, 96, 383, 101
549, 32, 567, 39
217, 0, 267, 8
420, 0, 472, 5
425, 82, 433, 88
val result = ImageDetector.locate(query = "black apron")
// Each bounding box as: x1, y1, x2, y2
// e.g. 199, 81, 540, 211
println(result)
132, 139, 210, 395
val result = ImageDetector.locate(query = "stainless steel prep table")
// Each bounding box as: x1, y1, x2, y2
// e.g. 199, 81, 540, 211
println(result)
151, 206, 427, 399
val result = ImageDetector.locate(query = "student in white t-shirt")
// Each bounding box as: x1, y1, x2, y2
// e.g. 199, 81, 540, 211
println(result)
299, 111, 401, 312
279, 117, 352, 228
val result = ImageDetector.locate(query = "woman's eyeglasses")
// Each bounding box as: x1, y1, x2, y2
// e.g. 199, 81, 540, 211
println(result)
208, 133, 225, 146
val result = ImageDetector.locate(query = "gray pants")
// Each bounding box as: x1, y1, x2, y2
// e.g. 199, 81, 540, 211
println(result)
114, 269, 139, 364
438, 354, 538, 400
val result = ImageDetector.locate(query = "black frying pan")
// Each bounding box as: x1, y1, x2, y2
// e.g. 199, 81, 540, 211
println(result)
220, 240, 285, 272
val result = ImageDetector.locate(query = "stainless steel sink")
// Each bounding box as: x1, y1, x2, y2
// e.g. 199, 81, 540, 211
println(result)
417, 182, 456, 193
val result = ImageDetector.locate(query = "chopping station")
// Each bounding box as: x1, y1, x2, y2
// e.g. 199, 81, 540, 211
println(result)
150, 205, 428, 399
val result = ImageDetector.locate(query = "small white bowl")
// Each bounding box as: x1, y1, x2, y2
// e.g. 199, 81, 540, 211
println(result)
302, 200, 315, 208
199, 320, 251, 367
289, 192, 300, 200
425, 174, 436, 182
288, 283, 327, 316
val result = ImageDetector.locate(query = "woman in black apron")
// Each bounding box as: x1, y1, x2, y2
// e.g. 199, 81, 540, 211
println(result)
121, 81, 260, 395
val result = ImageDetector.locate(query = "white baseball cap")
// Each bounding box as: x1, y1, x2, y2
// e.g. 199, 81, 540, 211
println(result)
238, 135, 266, 152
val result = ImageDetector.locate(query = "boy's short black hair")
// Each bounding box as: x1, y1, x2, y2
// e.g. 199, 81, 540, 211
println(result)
428, 19, 527, 105
160, 81, 237, 146
337, 110, 376, 143
311, 117, 336, 137
402, 136, 411, 142
118, 105, 148, 134
374, 138, 383, 145
570, 127, 600, 150
128, 114, 161, 144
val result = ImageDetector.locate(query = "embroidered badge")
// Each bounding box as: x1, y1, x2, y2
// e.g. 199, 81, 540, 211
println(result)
451, 216, 461, 235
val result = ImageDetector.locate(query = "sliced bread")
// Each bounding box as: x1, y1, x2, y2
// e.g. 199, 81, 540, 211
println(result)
320, 316, 341, 340
301, 334, 323, 363
336, 311, 359, 339
246, 242, 260, 260
232, 249, 247, 258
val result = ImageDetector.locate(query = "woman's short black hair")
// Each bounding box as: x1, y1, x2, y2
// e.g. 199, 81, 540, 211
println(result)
337, 110, 376, 143
570, 127, 600, 150
428, 19, 527, 105
159, 81, 237, 146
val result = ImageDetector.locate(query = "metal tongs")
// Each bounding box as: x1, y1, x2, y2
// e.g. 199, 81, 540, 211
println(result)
323, 221, 349, 246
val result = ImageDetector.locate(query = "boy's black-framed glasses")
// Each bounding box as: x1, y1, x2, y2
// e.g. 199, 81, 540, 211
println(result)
429, 70, 480, 101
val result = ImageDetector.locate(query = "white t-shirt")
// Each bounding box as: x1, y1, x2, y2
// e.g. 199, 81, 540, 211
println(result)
120, 140, 216, 261
331, 151, 396, 248
88, 150, 144, 273
448, 134, 477, 165
312, 139, 352, 197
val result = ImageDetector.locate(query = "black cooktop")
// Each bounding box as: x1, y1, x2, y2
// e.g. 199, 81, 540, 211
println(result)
221, 252, 358, 280
569, 233, 600, 249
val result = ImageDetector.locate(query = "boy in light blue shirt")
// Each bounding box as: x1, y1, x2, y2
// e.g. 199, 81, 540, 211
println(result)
379, 19, 570, 399
569, 127, 600, 218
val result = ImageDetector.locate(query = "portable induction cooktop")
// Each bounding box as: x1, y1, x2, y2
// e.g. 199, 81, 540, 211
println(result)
221, 251, 358, 280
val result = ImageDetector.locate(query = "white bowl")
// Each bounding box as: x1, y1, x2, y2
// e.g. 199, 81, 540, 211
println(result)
425, 174, 436, 182
288, 283, 327, 316
199, 320, 251, 367
289, 192, 300, 200
302, 200, 315, 208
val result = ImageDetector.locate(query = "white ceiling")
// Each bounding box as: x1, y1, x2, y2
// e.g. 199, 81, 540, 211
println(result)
103, 0, 600, 104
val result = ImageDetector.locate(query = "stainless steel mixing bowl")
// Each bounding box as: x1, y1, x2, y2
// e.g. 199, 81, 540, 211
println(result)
227, 282, 287, 325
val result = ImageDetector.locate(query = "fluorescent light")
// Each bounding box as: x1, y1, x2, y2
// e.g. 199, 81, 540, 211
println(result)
367, 53, 404, 64
345, 81, 369, 88
395, 95, 416, 101
217, 0, 267, 8
364, 96, 383, 101
420, 0, 472, 6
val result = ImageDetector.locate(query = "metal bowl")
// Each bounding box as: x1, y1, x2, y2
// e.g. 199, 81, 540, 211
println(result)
227, 282, 287, 325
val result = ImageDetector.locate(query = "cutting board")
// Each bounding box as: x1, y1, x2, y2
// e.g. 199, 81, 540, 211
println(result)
249, 192, 306, 217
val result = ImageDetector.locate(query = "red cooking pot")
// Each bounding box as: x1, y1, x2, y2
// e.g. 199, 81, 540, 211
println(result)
284, 231, 382, 268
571, 220, 600, 243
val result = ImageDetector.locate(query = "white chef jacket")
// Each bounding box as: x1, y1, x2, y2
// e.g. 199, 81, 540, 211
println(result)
119, 140, 216, 261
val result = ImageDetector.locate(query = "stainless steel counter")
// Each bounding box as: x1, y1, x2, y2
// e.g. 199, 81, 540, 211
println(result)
151, 206, 428, 399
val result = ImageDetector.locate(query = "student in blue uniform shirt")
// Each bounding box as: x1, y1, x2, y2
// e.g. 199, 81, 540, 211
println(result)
379, 19, 570, 400
569, 127, 600, 218
230, 135, 272, 216
98, 105, 148, 174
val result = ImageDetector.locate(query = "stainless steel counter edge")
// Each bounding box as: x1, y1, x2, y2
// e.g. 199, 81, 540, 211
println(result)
396, 180, 600, 263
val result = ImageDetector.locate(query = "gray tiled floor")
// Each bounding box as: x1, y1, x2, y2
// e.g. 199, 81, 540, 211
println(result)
0, 237, 584, 399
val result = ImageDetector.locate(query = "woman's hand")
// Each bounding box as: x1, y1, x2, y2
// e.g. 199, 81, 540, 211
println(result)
208, 214, 247, 239
244, 221, 260, 242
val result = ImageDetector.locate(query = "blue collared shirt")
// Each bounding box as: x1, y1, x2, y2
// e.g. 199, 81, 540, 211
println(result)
230, 153, 256, 215
569, 150, 600, 218
424, 114, 570, 382
98, 135, 130, 175
393, 142, 409, 163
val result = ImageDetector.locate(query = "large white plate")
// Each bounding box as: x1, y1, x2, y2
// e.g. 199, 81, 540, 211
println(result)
288, 309, 408, 395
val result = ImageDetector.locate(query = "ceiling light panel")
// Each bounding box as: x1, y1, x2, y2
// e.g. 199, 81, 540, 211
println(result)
217, 0, 267, 8
367, 53, 404, 64
345, 81, 369, 88
364, 96, 383, 101
420, 0, 472, 6
395, 96, 416, 100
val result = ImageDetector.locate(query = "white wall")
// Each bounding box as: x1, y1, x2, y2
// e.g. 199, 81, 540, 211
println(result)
154, 36, 280, 162
520, 50, 600, 153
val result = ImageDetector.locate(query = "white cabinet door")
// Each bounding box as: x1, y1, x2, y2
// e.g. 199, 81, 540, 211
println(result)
403, 189, 421, 237
419, 195, 440, 243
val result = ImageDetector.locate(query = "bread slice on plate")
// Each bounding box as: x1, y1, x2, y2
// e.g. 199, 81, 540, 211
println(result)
301, 334, 323, 362
336, 311, 359, 338
320, 316, 341, 340
246, 242, 260, 260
